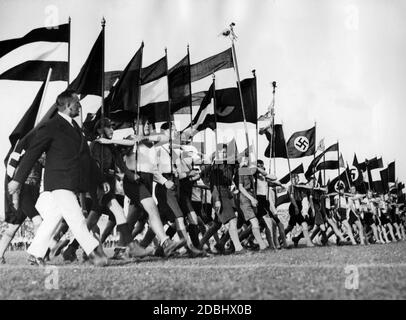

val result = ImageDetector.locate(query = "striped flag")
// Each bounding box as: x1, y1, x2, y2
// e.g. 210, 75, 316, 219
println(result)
0, 24, 69, 81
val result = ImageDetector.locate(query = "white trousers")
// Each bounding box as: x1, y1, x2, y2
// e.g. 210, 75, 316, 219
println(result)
28, 189, 99, 258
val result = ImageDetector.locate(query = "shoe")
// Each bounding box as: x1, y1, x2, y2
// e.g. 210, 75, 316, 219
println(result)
52, 239, 70, 257
0, 257, 5, 264
162, 238, 186, 257
234, 248, 249, 255
292, 236, 300, 248
82, 251, 89, 262
127, 241, 153, 258
28, 255, 46, 266
154, 246, 165, 257
111, 247, 127, 260
88, 250, 108, 267
62, 245, 78, 262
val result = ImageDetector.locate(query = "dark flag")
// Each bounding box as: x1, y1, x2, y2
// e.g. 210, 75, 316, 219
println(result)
350, 154, 366, 193
5, 80, 46, 164
276, 191, 290, 207
190, 82, 216, 131
263, 124, 287, 158
317, 171, 323, 187
4, 80, 46, 221
328, 168, 351, 193
190, 48, 233, 82
388, 161, 395, 183
380, 168, 389, 193
366, 157, 384, 193
0, 24, 69, 81
168, 54, 191, 114
279, 163, 304, 184
68, 30, 103, 97
106, 43, 143, 113
286, 126, 316, 158
315, 153, 345, 171
304, 142, 339, 179
188, 77, 257, 133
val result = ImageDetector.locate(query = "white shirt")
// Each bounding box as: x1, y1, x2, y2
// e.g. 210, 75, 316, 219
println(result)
256, 177, 268, 196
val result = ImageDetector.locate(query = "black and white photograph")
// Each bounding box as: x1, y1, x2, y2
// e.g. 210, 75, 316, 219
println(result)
0, 0, 405, 304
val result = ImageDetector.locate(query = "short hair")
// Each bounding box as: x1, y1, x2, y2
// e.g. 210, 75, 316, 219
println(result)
94, 118, 113, 133
257, 159, 264, 165
56, 89, 77, 111
160, 122, 172, 131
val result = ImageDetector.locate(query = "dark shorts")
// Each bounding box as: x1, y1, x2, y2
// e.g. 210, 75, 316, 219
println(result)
5, 184, 40, 225
380, 213, 391, 225
155, 177, 184, 222
256, 195, 281, 224
313, 202, 326, 226
335, 208, 347, 222
123, 173, 153, 205
363, 211, 375, 226
256, 195, 269, 218
216, 187, 237, 225
348, 210, 359, 225
100, 174, 117, 207
179, 178, 195, 215
288, 203, 305, 226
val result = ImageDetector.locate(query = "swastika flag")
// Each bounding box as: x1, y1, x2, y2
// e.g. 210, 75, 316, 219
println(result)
286, 126, 316, 158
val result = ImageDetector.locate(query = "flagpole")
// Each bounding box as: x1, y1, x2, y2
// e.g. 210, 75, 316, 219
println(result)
227, 23, 250, 162
252, 69, 258, 165
101, 17, 106, 118
35, 68, 53, 126
282, 122, 293, 184
187, 44, 194, 144
165, 47, 174, 176
312, 121, 317, 180
134, 42, 144, 174
212, 74, 219, 161
67, 16, 71, 86
271, 81, 276, 176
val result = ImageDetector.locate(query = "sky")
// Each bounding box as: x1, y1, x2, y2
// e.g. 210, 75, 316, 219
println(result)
0, 0, 405, 217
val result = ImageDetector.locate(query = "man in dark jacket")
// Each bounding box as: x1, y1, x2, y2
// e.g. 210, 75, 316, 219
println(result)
8, 90, 109, 266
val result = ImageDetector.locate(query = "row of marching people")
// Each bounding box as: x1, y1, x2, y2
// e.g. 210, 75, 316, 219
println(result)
2, 90, 406, 266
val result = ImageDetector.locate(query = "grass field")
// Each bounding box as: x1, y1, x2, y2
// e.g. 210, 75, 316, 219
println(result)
1, 241, 406, 300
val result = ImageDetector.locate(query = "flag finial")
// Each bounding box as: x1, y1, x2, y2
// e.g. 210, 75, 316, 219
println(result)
101, 17, 106, 27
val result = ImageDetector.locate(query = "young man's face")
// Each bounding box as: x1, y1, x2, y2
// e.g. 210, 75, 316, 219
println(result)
143, 120, 151, 136
101, 126, 114, 139
350, 186, 356, 194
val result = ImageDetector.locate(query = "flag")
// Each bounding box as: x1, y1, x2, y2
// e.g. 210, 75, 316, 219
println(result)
4, 81, 46, 222
366, 157, 384, 193
0, 24, 69, 81
106, 43, 143, 113
317, 171, 323, 187
380, 168, 389, 193
328, 168, 351, 193
388, 161, 395, 183
187, 77, 257, 134
139, 56, 170, 123
263, 124, 287, 158
317, 138, 325, 152
286, 126, 316, 158
190, 48, 233, 82
304, 142, 339, 179
276, 190, 290, 207
315, 152, 345, 171
68, 30, 103, 97
279, 164, 304, 184
168, 54, 190, 114
350, 154, 366, 193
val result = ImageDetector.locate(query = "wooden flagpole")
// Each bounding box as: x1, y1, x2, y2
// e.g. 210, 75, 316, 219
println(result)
134, 42, 144, 175
228, 23, 250, 163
